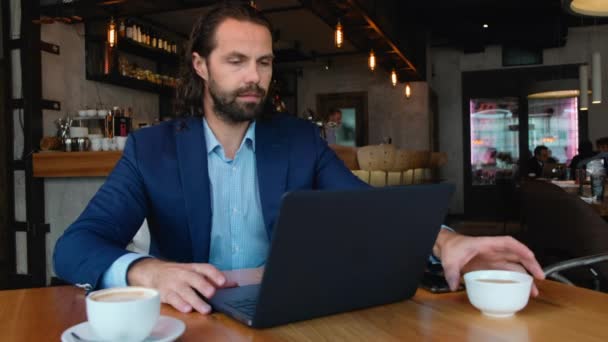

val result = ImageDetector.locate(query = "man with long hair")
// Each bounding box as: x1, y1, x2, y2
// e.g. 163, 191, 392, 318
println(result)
54, 2, 543, 314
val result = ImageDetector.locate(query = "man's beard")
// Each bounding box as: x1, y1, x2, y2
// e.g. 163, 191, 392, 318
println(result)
207, 77, 267, 124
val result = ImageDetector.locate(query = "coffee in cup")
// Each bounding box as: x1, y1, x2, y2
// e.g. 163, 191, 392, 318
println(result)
86, 286, 160, 341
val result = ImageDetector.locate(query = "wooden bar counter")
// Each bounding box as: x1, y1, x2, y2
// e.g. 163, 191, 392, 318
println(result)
1, 280, 608, 341
32, 151, 122, 178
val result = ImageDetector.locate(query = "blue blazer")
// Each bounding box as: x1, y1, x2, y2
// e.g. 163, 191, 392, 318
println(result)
53, 115, 367, 288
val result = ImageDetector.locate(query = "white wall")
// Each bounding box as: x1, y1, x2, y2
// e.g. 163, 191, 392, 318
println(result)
296, 55, 433, 150
431, 25, 608, 214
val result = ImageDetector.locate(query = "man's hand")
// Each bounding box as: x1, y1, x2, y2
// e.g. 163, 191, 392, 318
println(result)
433, 229, 545, 296
127, 258, 237, 314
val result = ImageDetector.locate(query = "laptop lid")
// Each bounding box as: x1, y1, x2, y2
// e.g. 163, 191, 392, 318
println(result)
245, 184, 454, 327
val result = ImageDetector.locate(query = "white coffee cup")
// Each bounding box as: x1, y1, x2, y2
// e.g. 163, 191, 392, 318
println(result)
90, 138, 102, 151
86, 286, 160, 342
115, 136, 128, 151
464, 270, 533, 318
101, 137, 111, 151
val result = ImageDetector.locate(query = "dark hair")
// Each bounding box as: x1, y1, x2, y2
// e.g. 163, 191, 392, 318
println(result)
596, 137, 608, 147
534, 145, 548, 157
175, 1, 273, 117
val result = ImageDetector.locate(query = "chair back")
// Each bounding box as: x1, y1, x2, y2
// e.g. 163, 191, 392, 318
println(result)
521, 180, 608, 291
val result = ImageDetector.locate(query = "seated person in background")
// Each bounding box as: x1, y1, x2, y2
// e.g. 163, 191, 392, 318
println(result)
569, 140, 595, 175
322, 108, 342, 144
575, 137, 608, 170
53, 2, 544, 315
527, 145, 549, 178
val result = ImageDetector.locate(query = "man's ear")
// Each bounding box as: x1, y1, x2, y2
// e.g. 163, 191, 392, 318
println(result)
192, 52, 208, 81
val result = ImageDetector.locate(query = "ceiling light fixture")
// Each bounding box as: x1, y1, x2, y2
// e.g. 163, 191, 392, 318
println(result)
368, 50, 376, 71
335, 20, 344, 48
483, 24, 489, 28
107, 16, 117, 48
391, 69, 397, 87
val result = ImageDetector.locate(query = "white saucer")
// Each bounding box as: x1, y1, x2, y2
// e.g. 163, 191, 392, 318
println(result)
61, 315, 185, 342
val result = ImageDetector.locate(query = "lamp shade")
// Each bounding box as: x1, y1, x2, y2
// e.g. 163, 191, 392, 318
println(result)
527, 79, 580, 99
592, 52, 602, 104
570, 0, 608, 16
579, 64, 589, 110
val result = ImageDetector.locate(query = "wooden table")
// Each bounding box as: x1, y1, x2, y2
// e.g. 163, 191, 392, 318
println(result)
2, 280, 608, 341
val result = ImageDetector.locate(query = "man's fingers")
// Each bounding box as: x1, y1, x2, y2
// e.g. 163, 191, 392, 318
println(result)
176, 285, 212, 314
186, 272, 218, 299
190, 263, 227, 287
443, 254, 475, 291
481, 236, 545, 280
164, 291, 192, 313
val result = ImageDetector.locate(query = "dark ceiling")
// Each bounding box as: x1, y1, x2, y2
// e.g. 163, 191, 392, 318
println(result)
40, 0, 608, 80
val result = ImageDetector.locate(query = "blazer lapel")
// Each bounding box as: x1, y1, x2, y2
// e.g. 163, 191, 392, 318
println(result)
255, 118, 288, 238
175, 117, 212, 262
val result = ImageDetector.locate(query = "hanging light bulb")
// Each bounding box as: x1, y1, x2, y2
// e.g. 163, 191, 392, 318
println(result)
391, 69, 397, 87
335, 20, 343, 48
579, 64, 589, 111
405, 83, 412, 99
249, 0, 256, 9
592, 52, 602, 104
107, 17, 117, 48
368, 50, 376, 71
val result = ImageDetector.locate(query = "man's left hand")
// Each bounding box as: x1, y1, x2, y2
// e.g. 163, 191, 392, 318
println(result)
433, 229, 545, 296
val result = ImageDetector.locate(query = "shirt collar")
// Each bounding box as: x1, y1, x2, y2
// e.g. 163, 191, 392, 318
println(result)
202, 118, 256, 156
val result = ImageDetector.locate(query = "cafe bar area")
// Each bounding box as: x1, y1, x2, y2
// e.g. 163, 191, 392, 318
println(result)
1, 1, 608, 341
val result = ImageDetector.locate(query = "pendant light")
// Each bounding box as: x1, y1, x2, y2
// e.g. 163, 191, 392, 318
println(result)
404, 83, 412, 99
579, 64, 589, 110
368, 50, 376, 71
107, 17, 117, 48
391, 69, 397, 87
335, 20, 344, 48
592, 52, 602, 104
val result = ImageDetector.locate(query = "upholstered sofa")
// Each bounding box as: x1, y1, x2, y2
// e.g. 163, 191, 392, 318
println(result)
329, 144, 447, 187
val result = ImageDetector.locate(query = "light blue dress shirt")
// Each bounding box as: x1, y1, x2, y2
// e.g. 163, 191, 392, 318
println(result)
100, 119, 268, 288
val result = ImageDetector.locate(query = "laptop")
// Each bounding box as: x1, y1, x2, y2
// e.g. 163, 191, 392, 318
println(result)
208, 184, 454, 328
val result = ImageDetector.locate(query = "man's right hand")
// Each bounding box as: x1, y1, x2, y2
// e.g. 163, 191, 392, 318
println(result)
127, 258, 236, 314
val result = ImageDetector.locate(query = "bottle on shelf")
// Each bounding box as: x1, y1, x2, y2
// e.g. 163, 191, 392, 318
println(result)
119, 20, 125, 38
152, 33, 157, 49
126, 19, 133, 39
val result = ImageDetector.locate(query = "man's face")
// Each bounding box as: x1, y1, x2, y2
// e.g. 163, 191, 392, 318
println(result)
194, 19, 274, 123
537, 149, 549, 162
329, 112, 342, 125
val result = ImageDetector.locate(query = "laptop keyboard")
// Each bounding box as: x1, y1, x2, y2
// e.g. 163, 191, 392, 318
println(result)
226, 297, 258, 317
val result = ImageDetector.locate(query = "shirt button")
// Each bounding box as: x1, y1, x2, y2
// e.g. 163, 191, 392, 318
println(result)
232, 166, 237, 172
